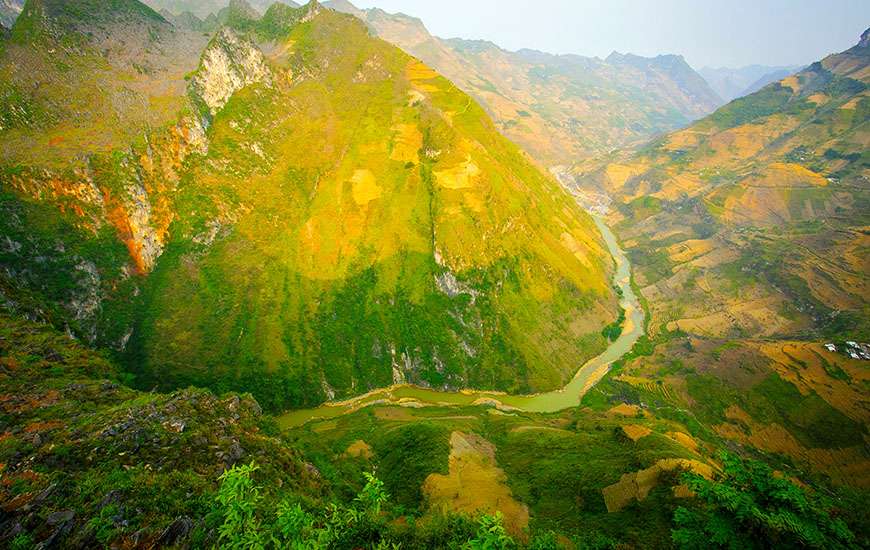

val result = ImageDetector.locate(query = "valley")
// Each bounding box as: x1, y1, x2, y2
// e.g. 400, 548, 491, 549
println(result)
0, 1, 867, 548
277, 215, 645, 427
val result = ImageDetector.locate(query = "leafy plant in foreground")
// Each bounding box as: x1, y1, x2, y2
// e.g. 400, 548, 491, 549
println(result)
464, 513, 515, 550
216, 462, 266, 549
671, 452, 857, 549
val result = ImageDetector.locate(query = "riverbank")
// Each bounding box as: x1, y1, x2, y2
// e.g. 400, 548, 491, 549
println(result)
277, 216, 645, 429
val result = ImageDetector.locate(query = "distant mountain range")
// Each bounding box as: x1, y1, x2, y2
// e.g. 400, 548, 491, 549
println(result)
699, 64, 804, 102
324, 0, 723, 164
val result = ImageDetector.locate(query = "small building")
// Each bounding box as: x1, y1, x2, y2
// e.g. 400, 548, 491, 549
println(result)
846, 341, 858, 348
848, 351, 860, 359
825, 343, 837, 352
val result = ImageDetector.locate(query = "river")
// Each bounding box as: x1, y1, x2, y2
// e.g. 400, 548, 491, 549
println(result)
277, 216, 645, 429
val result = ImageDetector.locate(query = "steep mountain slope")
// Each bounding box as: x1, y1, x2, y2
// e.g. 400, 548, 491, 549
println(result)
324, 1, 723, 165
0, 313, 324, 548
738, 67, 802, 97
582, 28, 869, 341
142, 0, 300, 19
699, 64, 804, 102
0, 0, 617, 412
0, 0, 23, 28
570, 29, 870, 486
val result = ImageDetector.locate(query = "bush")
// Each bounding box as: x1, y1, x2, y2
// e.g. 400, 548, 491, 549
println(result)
671, 452, 857, 549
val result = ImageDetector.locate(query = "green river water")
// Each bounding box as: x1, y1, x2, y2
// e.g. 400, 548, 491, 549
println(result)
277, 216, 644, 429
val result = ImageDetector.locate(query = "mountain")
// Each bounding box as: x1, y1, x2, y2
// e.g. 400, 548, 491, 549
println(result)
0, 0, 617, 413
699, 63, 803, 102
324, 1, 723, 165
738, 67, 802, 97
584, 28, 869, 341
0, 0, 23, 28
569, 28, 870, 488
142, 0, 300, 18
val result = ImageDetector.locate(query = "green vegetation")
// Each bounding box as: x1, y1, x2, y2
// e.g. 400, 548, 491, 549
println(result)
0, 0, 617, 413
672, 452, 857, 549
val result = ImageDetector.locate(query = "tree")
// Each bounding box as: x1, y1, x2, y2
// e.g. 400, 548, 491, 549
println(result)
671, 452, 857, 549
215, 462, 266, 550
464, 513, 516, 550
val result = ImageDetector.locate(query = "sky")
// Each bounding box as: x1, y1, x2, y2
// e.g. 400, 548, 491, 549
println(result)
351, 0, 870, 69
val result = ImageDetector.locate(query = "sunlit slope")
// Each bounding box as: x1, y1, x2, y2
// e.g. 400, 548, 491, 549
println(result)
124, 6, 617, 410
325, 1, 722, 165
581, 28, 870, 341
0, 0, 210, 348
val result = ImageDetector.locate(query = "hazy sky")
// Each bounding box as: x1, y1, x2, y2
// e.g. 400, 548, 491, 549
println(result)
352, 0, 870, 69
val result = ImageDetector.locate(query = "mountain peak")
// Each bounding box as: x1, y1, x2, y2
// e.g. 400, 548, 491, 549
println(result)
13, 0, 169, 43
860, 27, 870, 48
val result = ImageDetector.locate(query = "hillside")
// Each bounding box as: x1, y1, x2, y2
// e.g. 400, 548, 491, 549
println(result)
324, 1, 723, 165
699, 64, 803, 102
581, 28, 869, 342
0, 0, 22, 28
141, 0, 301, 19
567, 28, 870, 489
0, 0, 617, 413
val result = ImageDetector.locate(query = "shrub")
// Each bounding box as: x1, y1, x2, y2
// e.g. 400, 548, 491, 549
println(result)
671, 452, 857, 549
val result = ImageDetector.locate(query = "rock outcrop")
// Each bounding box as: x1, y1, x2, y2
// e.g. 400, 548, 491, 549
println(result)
190, 27, 273, 117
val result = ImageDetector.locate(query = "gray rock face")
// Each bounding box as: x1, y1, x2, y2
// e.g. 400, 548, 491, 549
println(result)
66, 260, 102, 343
434, 271, 478, 303
0, 0, 24, 29
190, 27, 273, 116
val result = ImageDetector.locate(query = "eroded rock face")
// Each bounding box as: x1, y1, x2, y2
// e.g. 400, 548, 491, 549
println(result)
190, 28, 273, 117
0, 0, 24, 29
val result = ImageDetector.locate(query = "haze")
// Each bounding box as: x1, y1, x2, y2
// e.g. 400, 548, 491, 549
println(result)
353, 0, 870, 69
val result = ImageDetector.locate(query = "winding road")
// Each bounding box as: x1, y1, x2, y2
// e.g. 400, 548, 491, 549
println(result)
277, 216, 645, 429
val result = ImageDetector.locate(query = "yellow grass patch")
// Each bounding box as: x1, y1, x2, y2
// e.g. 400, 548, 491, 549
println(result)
559, 232, 595, 270
344, 440, 374, 459
755, 341, 870, 423
664, 130, 704, 150
604, 163, 647, 191
840, 96, 863, 110
423, 432, 529, 537
433, 156, 480, 189
666, 431, 699, 453
607, 403, 643, 417
602, 459, 713, 512
406, 60, 440, 82
621, 424, 652, 441
350, 169, 382, 205
667, 239, 715, 264
656, 172, 703, 200
667, 296, 795, 338
706, 123, 770, 163
390, 124, 423, 163
781, 75, 800, 93
714, 406, 870, 487
748, 162, 828, 188
806, 93, 829, 105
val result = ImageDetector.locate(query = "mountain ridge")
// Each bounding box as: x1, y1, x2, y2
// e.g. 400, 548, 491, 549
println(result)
0, 0, 617, 413
323, 0, 724, 164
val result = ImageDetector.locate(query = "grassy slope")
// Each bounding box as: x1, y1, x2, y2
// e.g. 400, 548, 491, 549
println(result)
584, 35, 869, 342
1, 2, 617, 412
0, 313, 324, 547
575, 32, 870, 489
340, 5, 722, 164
